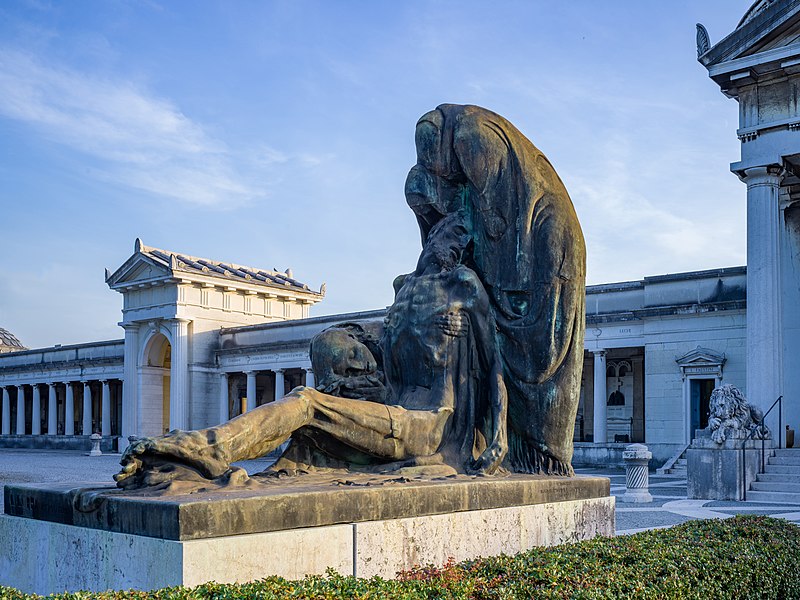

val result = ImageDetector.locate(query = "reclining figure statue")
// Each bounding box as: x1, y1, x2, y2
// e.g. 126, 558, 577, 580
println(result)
115, 104, 586, 490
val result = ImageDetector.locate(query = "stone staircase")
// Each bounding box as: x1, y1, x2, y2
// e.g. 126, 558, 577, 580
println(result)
657, 447, 687, 477
747, 448, 800, 503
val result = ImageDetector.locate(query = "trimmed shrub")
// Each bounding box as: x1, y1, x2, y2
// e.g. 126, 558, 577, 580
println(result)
1, 515, 798, 599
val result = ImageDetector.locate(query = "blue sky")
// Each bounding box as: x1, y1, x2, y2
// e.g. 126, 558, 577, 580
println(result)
1, 1, 754, 348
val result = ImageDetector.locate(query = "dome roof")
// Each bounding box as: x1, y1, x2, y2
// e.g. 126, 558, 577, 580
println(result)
0, 327, 26, 353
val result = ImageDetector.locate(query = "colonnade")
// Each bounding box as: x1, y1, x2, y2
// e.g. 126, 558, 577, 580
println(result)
579, 348, 646, 445
218, 367, 314, 423
0, 379, 121, 437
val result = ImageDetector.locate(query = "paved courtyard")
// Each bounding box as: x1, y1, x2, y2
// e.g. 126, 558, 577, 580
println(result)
1, 449, 799, 534
576, 467, 800, 534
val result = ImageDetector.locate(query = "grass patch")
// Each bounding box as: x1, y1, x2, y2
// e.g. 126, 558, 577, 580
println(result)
1, 515, 798, 599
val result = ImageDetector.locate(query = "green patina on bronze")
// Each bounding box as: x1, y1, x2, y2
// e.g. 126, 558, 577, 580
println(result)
112, 104, 586, 493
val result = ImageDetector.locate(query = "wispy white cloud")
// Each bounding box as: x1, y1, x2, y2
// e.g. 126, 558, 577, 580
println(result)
0, 49, 278, 207
568, 132, 745, 284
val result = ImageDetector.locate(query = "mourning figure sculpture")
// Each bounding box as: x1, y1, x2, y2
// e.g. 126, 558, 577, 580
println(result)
115, 104, 586, 490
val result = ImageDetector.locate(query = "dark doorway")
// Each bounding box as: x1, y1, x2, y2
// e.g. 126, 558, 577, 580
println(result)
690, 378, 715, 434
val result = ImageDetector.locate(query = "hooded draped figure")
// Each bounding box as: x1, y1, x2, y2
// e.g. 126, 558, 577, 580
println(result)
405, 104, 586, 475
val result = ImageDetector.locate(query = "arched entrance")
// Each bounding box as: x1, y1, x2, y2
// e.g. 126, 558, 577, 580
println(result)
141, 332, 172, 436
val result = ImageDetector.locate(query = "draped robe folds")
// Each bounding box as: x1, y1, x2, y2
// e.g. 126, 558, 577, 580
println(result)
407, 104, 586, 475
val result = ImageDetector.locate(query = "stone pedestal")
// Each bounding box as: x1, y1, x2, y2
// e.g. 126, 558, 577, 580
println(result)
89, 433, 102, 456
622, 443, 652, 503
687, 430, 768, 500
1, 475, 614, 594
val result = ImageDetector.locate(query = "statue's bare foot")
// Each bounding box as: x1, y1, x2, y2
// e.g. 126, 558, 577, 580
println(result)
115, 430, 231, 489
468, 440, 507, 475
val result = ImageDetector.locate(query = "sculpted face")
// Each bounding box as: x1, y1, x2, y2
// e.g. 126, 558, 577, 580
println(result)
310, 328, 378, 389
415, 214, 471, 274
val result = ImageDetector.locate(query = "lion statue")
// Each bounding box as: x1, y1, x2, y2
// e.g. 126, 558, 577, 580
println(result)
706, 384, 769, 444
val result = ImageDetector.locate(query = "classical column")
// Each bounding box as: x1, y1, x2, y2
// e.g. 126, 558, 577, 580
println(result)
274, 368, 285, 401
101, 380, 111, 437
2, 387, 10, 435
593, 351, 607, 444
47, 383, 57, 435
743, 166, 784, 412
82, 381, 93, 435
245, 371, 257, 413
305, 368, 315, 388
121, 324, 139, 442
16, 385, 26, 435
31, 384, 41, 435
64, 382, 75, 435
168, 319, 190, 431
219, 373, 229, 423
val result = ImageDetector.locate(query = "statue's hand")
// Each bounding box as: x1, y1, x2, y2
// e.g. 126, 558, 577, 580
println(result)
468, 439, 507, 475
114, 430, 231, 489
437, 311, 469, 337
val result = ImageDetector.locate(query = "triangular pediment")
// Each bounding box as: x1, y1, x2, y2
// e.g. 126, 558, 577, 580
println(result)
699, 1, 800, 67
106, 253, 171, 288
676, 346, 726, 367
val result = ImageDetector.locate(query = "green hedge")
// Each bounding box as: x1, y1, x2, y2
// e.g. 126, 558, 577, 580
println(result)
2, 515, 798, 599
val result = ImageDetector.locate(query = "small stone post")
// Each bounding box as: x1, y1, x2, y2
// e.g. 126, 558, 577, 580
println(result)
89, 432, 102, 457
622, 443, 652, 503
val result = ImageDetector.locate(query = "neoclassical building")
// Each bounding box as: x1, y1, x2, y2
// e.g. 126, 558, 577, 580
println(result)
0, 240, 324, 450
698, 0, 800, 444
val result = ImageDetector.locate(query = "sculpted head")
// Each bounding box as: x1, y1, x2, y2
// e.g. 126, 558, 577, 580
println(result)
415, 212, 471, 274
310, 327, 378, 389
709, 384, 749, 422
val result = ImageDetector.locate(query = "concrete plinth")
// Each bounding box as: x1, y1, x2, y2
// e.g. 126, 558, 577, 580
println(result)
687, 431, 768, 500
1, 475, 614, 594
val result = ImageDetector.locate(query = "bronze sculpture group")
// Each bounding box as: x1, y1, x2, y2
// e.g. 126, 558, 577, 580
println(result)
115, 104, 586, 491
